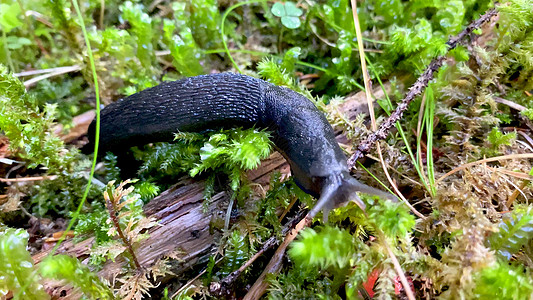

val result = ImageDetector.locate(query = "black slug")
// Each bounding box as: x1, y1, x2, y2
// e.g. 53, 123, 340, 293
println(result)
87, 73, 393, 218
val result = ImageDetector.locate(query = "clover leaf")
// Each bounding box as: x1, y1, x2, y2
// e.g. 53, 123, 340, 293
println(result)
271, 2, 303, 29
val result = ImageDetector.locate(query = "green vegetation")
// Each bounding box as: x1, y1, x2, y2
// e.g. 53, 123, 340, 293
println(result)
1, 0, 533, 299
0, 228, 49, 300
0, 65, 76, 172
40, 254, 114, 299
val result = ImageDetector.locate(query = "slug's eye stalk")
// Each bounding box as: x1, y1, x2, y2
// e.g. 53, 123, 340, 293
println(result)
309, 171, 397, 222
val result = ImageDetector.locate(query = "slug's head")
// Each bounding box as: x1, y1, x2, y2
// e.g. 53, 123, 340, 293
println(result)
307, 171, 396, 221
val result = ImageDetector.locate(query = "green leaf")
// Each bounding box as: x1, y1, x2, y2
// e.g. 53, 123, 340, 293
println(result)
374, 0, 403, 24
367, 198, 415, 238
162, 4, 205, 76
0, 64, 76, 173
435, 0, 465, 33
284, 2, 303, 17
188, 0, 221, 48
449, 46, 470, 62
190, 128, 271, 183
257, 57, 297, 87
281, 47, 301, 72
521, 108, 533, 121
134, 181, 161, 201
40, 255, 113, 299
6, 36, 32, 49
271, 2, 285, 17
120, 1, 155, 68
281, 16, 301, 29
0, 3, 23, 33
74, 207, 112, 246
271, 2, 303, 29
487, 205, 533, 260
220, 230, 250, 276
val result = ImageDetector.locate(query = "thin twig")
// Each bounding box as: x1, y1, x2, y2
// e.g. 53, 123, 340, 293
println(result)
380, 232, 416, 300
365, 155, 424, 187
498, 174, 528, 204
99, 0, 105, 29
173, 257, 224, 298
243, 215, 312, 300
493, 96, 527, 111
487, 167, 533, 181
210, 239, 278, 297
348, 7, 498, 167
22, 65, 82, 87
518, 132, 533, 150
0, 175, 58, 182
308, 20, 383, 53
14, 65, 80, 77
507, 180, 529, 207
20, 205, 36, 220
25, 10, 53, 27
209, 210, 307, 297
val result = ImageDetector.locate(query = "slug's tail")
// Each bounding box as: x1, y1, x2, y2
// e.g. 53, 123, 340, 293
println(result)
309, 171, 397, 221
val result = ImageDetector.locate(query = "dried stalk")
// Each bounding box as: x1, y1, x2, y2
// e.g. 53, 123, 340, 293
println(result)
243, 215, 312, 300
209, 210, 308, 297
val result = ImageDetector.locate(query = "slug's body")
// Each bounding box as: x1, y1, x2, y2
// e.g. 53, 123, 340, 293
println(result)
88, 73, 392, 217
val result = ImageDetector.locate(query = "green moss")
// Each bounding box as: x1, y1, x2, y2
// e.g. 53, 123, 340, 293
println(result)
0, 228, 49, 300
0, 65, 77, 172
289, 226, 361, 269
473, 262, 533, 299
40, 254, 113, 299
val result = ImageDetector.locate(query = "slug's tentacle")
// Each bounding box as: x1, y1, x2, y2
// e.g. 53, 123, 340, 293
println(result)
309, 171, 397, 220
87, 73, 395, 218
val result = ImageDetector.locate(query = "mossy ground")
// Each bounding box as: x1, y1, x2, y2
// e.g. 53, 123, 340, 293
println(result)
1, 0, 533, 299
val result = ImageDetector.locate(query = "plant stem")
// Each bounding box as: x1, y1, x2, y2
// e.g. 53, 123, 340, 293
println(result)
351, 0, 419, 218
22, 1, 102, 298
49, 0, 101, 258
366, 57, 432, 193
379, 231, 416, 300
424, 86, 437, 196
105, 190, 142, 270
2, 30, 15, 72
99, 0, 105, 29
221, 0, 268, 73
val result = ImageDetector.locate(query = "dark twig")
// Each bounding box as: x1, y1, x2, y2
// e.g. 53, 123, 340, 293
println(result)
244, 214, 313, 299
209, 209, 308, 297
347, 7, 498, 168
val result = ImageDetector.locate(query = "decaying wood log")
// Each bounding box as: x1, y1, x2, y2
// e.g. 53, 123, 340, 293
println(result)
31, 84, 389, 299
32, 153, 289, 299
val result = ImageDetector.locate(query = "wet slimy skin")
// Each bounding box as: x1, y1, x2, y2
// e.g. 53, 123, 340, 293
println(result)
87, 73, 393, 218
